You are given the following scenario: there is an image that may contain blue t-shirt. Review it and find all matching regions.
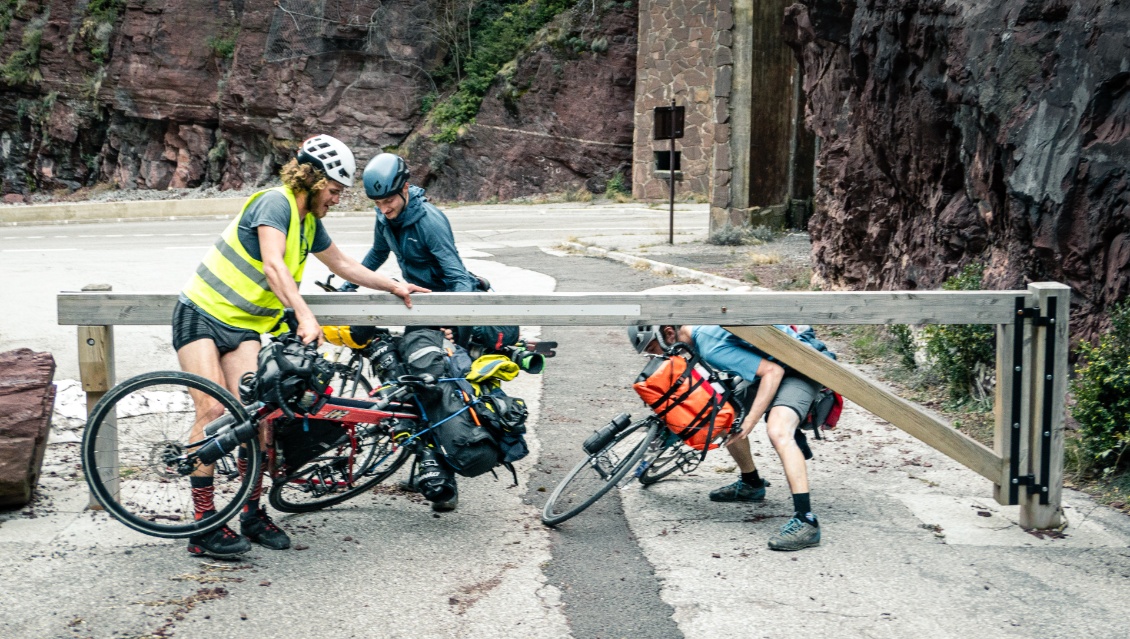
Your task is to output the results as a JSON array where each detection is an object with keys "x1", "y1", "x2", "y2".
[
  {"x1": 689, "y1": 325, "x2": 800, "y2": 382},
  {"x1": 237, "y1": 190, "x2": 331, "y2": 262}
]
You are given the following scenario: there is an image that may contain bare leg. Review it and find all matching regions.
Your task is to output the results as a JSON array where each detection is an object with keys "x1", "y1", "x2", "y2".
[
  {"x1": 764, "y1": 406, "x2": 808, "y2": 494},
  {"x1": 218, "y1": 340, "x2": 261, "y2": 398},
  {"x1": 725, "y1": 436, "x2": 759, "y2": 474},
  {"x1": 177, "y1": 339, "x2": 227, "y2": 477}
]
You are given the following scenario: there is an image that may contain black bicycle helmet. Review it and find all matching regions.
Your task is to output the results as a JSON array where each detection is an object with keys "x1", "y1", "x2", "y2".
[
  {"x1": 362, "y1": 153, "x2": 410, "y2": 200},
  {"x1": 627, "y1": 325, "x2": 668, "y2": 353},
  {"x1": 296, "y1": 134, "x2": 356, "y2": 187}
]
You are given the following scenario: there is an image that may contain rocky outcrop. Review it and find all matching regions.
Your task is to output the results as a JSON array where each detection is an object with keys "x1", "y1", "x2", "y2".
[
  {"x1": 0, "y1": 1, "x2": 636, "y2": 200},
  {"x1": 0, "y1": 349, "x2": 57, "y2": 509},
  {"x1": 405, "y1": 3, "x2": 638, "y2": 201},
  {"x1": 784, "y1": 0, "x2": 1130, "y2": 342}
]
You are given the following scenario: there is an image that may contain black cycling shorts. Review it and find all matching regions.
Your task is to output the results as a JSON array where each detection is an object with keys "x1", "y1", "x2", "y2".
[{"x1": 172, "y1": 300, "x2": 261, "y2": 355}]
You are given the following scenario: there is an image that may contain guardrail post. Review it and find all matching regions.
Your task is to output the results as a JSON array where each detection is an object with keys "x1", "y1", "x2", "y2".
[
  {"x1": 78, "y1": 284, "x2": 116, "y2": 509},
  {"x1": 993, "y1": 306, "x2": 1032, "y2": 505},
  {"x1": 1020, "y1": 282, "x2": 1070, "y2": 529}
]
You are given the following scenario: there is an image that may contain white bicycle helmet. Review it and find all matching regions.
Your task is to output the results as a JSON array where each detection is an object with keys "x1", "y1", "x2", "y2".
[
  {"x1": 627, "y1": 325, "x2": 668, "y2": 353},
  {"x1": 297, "y1": 134, "x2": 356, "y2": 187}
]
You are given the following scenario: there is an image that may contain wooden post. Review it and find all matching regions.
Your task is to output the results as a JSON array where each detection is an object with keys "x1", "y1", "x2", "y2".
[
  {"x1": 78, "y1": 284, "x2": 116, "y2": 509},
  {"x1": 993, "y1": 306, "x2": 1033, "y2": 505},
  {"x1": 1020, "y1": 283, "x2": 1070, "y2": 529}
]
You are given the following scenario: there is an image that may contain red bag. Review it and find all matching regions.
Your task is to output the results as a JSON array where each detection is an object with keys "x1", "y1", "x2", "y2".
[{"x1": 633, "y1": 355, "x2": 735, "y2": 451}]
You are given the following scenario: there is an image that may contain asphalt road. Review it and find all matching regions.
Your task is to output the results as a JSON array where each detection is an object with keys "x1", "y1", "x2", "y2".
[{"x1": 2, "y1": 202, "x2": 1129, "y2": 638}]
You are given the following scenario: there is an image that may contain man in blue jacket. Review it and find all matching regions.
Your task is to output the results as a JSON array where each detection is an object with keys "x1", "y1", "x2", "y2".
[{"x1": 345, "y1": 153, "x2": 479, "y2": 294}]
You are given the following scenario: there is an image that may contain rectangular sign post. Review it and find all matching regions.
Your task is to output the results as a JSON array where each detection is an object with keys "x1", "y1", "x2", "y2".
[{"x1": 654, "y1": 100, "x2": 684, "y2": 244}]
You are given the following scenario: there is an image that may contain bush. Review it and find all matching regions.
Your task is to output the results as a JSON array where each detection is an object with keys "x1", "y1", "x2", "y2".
[
  {"x1": 1071, "y1": 301, "x2": 1130, "y2": 474},
  {"x1": 1, "y1": 21, "x2": 42, "y2": 85},
  {"x1": 922, "y1": 264, "x2": 995, "y2": 405},
  {"x1": 890, "y1": 324, "x2": 917, "y2": 370},
  {"x1": 706, "y1": 224, "x2": 749, "y2": 246},
  {"x1": 605, "y1": 171, "x2": 627, "y2": 197}
]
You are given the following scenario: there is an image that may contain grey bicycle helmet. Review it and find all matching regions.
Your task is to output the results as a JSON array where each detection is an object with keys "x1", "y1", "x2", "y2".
[
  {"x1": 296, "y1": 134, "x2": 356, "y2": 187},
  {"x1": 627, "y1": 325, "x2": 668, "y2": 353},
  {"x1": 362, "y1": 153, "x2": 410, "y2": 200}
]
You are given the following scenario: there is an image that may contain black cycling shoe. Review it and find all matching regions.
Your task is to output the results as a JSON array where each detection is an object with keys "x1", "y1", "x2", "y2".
[
  {"x1": 240, "y1": 507, "x2": 291, "y2": 550},
  {"x1": 187, "y1": 512, "x2": 252, "y2": 558}
]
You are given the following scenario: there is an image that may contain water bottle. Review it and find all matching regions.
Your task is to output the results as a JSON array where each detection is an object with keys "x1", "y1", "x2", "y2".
[{"x1": 582, "y1": 413, "x2": 632, "y2": 455}]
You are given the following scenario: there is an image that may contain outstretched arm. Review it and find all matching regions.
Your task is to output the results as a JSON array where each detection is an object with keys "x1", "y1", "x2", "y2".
[
  {"x1": 314, "y1": 242, "x2": 429, "y2": 307},
  {"x1": 259, "y1": 226, "x2": 322, "y2": 344},
  {"x1": 731, "y1": 359, "x2": 785, "y2": 440}
]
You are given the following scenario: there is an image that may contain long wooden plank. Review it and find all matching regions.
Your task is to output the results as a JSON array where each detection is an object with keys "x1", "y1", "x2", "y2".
[
  {"x1": 58, "y1": 290, "x2": 1025, "y2": 326},
  {"x1": 724, "y1": 325, "x2": 1004, "y2": 483}
]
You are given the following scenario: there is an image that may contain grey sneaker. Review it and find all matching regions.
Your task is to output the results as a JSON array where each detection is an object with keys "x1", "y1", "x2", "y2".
[
  {"x1": 768, "y1": 516, "x2": 821, "y2": 551},
  {"x1": 709, "y1": 479, "x2": 767, "y2": 502}
]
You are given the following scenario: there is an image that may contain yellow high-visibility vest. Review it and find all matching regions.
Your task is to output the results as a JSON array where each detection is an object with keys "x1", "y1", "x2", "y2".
[{"x1": 182, "y1": 186, "x2": 316, "y2": 333}]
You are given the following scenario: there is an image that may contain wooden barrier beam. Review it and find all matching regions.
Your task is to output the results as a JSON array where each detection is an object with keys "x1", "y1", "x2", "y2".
[
  {"x1": 58, "y1": 290, "x2": 1026, "y2": 327},
  {"x1": 77, "y1": 284, "x2": 116, "y2": 509},
  {"x1": 724, "y1": 325, "x2": 1005, "y2": 484}
]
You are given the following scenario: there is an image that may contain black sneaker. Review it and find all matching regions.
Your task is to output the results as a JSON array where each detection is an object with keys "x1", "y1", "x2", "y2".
[
  {"x1": 187, "y1": 513, "x2": 251, "y2": 558},
  {"x1": 709, "y1": 479, "x2": 768, "y2": 502},
  {"x1": 431, "y1": 483, "x2": 458, "y2": 512},
  {"x1": 240, "y1": 507, "x2": 291, "y2": 550}
]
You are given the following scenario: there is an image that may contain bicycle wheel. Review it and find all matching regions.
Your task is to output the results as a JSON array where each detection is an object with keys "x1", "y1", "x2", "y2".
[
  {"x1": 330, "y1": 360, "x2": 373, "y2": 399},
  {"x1": 638, "y1": 430, "x2": 702, "y2": 485},
  {"x1": 82, "y1": 371, "x2": 258, "y2": 538},
  {"x1": 268, "y1": 420, "x2": 411, "y2": 513},
  {"x1": 542, "y1": 417, "x2": 660, "y2": 527}
]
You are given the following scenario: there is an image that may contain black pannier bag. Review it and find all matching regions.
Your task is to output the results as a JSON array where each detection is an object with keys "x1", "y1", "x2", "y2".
[{"x1": 425, "y1": 380, "x2": 502, "y2": 478}]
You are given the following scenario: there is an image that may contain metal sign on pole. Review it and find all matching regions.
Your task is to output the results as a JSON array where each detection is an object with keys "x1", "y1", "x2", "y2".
[{"x1": 653, "y1": 99, "x2": 684, "y2": 244}]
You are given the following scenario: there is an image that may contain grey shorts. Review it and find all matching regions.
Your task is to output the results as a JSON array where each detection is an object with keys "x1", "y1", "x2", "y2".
[
  {"x1": 769, "y1": 375, "x2": 820, "y2": 421},
  {"x1": 172, "y1": 300, "x2": 261, "y2": 355}
]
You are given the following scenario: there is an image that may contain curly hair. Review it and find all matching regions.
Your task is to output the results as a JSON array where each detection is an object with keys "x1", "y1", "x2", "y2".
[{"x1": 279, "y1": 158, "x2": 330, "y2": 195}]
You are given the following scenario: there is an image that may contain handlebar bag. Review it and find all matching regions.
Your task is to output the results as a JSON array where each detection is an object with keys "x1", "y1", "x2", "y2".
[{"x1": 633, "y1": 355, "x2": 735, "y2": 451}]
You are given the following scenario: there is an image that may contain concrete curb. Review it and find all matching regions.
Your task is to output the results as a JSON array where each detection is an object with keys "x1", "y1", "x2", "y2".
[
  {"x1": 0, "y1": 199, "x2": 377, "y2": 226},
  {"x1": 560, "y1": 241, "x2": 756, "y2": 291}
]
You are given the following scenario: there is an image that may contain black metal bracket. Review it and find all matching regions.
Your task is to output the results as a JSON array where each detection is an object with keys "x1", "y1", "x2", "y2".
[{"x1": 1007, "y1": 297, "x2": 1056, "y2": 505}]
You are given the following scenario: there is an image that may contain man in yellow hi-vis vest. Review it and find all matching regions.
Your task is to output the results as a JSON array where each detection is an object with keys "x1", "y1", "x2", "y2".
[{"x1": 173, "y1": 134, "x2": 428, "y2": 558}]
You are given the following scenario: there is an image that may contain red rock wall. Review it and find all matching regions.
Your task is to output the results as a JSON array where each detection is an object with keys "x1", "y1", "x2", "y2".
[
  {"x1": 405, "y1": 3, "x2": 639, "y2": 201},
  {"x1": 0, "y1": 1, "x2": 637, "y2": 200},
  {"x1": 784, "y1": 0, "x2": 1130, "y2": 342}
]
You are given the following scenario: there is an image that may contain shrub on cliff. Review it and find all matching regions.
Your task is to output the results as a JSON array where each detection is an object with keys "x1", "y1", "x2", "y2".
[
  {"x1": 429, "y1": 0, "x2": 574, "y2": 142},
  {"x1": 1071, "y1": 301, "x2": 1130, "y2": 474},
  {"x1": 922, "y1": 264, "x2": 995, "y2": 406}
]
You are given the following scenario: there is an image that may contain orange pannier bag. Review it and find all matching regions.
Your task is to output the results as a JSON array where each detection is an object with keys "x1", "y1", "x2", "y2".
[{"x1": 633, "y1": 354, "x2": 735, "y2": 451}]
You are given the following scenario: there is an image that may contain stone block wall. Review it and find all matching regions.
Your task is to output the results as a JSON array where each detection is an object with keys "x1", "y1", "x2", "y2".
[{"x1": 632, "y1": 0, "x2": 732, "y2": 201}]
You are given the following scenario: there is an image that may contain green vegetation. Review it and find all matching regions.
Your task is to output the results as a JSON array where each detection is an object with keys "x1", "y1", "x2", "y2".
[
  {"x1": 1070, "y1": 301, "x2": 1130, "y2": 475},
  {"x1": 605, "y1": 171, "x2": 627, "y2": 197},
  {"x1": 706, "y1": 224, "x2": 776, "y2": 246},
  {"x1": 921, "y1": 264, "x2": 995, "y2": 406},
  {"x1": 889, "y1": 323, "x2": 918, "y2": 370},
  {"x1": 429, "y1": 0, "x2": 574, "y2": 143},
  {"x1": 1, "y1": 17, "x2": 42, "y2": 85},
  {"x1": 207, "y1": 30, "x2": 239, "y2": 60},
  {"x1": 81, "y1": 0, "x2": 124, "y2": 65}
]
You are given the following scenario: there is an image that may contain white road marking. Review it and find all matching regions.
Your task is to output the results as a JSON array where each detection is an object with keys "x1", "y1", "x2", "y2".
[{"x1": 3, "y1": 248, "x2": 77, "y2": 253}]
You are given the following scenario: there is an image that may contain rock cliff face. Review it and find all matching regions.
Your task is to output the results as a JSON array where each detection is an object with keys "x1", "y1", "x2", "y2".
[
  {"x1": 784, "y1": 0, "x2": 1130, "y2": 341},
  {"x1": 404, "y1": 3, "x2": 638, "y2": 201},
  {"x1": 0, "y1": 1, "x2": 634, "y2": 200}
]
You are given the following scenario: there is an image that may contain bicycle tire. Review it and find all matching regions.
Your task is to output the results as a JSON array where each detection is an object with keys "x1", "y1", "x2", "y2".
[
  {"x1": 82, "y1": 371, "x2": 258, "y2": 539},
  {"x1": 268, "y1": 423, "x2": 410, "y2": 513},
  {"x1": 331, "y1": 362, "x2": 373, "y2": 399},
  {"x1": 541, "y1": 417, "x2": 659, "y2": 527},
  {"x1": 637, "y1": 431, "x2": 691, "y2": 485}
]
